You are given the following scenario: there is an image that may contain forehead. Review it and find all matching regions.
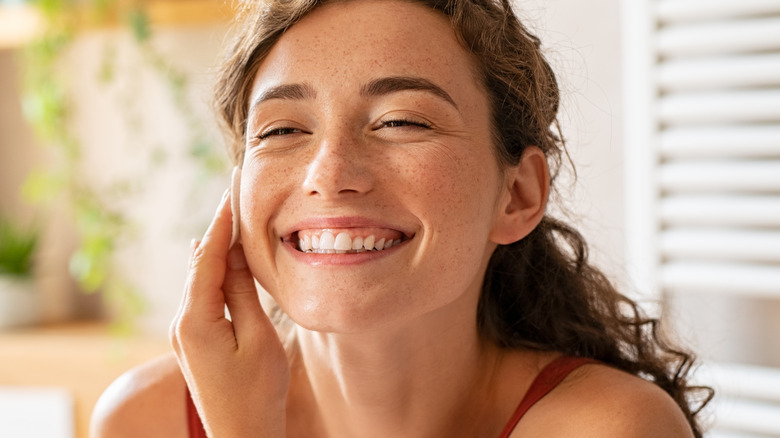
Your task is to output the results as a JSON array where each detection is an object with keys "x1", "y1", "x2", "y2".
[{"x1": 250, "y1": 0, "x2": 482, "y2": 101}]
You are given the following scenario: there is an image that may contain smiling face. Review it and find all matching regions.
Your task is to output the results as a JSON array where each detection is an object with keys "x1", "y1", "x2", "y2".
[{"x1": 240, "y1": 0, "x2": 511, "y2": 333}]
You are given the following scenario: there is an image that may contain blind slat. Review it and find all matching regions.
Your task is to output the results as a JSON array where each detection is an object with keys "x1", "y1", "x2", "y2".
[
  {"x1": 637, "y1": 0, "x2": 780, "y2": 434},
  {"x1": 694, "y1": 362, "x2": 780, "y2": 437},
  {"x1": 661, "y1": 262, "x2": 780, "y2": 298},
  {"x1": 657, "y1": 17, "x2": 780, "y2": 57},
  {"x1": 709, "y1": 399, "x2": 780, "y2": 435},
  {"x1": 659, "y1": 53, "x2": 780, "y2": 91},
  {"x1": 661, "y1": 228, "x2": 780, "y2": 262},
  {"x1": 659, "y1": 160, "x2": 780, "y2": 193},
  {"x1": 658, "y1": 90, "x2": 780, "y2": 125},
  {"x1": 704, "y1": 362, "x2": 780, "y2": 402},
  {"x1": 659, "y1": 125, "x2": 780, "y2": 159},
  {"x1": 657, "y1": 0, "x2": 780, "y2": 23},
  {"x1": 707, "y1": 431, "x2": 774, "y2": 438},
  {"x1": 660, "y1": 195, "x2": 780, "y2": 227}
]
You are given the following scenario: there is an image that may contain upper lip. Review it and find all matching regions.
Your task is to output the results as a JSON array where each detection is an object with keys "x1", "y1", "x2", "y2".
[{"x1": 279, "y1": 216, "x2": 416, "y2": 241}]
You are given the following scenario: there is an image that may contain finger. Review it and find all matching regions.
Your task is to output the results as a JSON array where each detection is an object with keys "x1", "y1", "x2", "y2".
[
  {"x1": 178, "y1": 239, "x2": 202, "y2": 309},
  {"x1": 170, "y1": 238, "x2": 203, "y2": 343},
  {"x1": 191, "y1": 238, "x2": 201, "y2": 255},
  {"x1": 186, "y1": 190, "x2": 234, "y2": 319},
  {"x1": 229, "y1": 166, "x2": 241, "y2": 248},
  {"x1": 222, "y1": 243, "x2": 276, "y2": 346}
]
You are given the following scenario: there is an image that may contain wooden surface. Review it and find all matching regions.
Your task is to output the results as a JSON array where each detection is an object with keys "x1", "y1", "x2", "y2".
[{"x1": 0, "y1": 322, "x2": 170, "y2": 438}]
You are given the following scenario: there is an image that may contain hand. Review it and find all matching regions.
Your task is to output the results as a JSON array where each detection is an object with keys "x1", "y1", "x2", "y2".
[{"x1": 170, "y1": 189, "x2": 289, "y2": 437}]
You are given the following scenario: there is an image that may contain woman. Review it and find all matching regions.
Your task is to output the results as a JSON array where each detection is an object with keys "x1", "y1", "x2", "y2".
[{"x1": 92, "y1": 0, "x2": 711, "y2": 436}]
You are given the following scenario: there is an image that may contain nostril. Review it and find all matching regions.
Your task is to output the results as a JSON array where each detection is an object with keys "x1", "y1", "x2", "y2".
[{"x1": 302, "y1": 151, "x2": 374, "y2": 197}]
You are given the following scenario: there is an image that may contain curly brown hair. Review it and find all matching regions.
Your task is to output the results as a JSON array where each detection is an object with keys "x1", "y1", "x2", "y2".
[{"x1": 213, "y1": 0, "x2": 713, "y2": 435}]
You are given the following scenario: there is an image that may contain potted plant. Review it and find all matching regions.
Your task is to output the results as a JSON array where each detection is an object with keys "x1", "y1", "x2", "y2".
[{"x1": 0, "y1": 215, "x2": 39, "y2": 329}]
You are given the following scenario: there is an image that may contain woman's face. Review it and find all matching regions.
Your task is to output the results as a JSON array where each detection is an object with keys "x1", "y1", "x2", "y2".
[{"x1": 241, "y1": 0, "x2": 509, "y2": 332}]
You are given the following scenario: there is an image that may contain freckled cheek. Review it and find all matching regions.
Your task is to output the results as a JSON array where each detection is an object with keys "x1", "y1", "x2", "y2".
[
  {"x1": 239, "y1": 157, "x2": 305, "y2": 287},
  {"x1": 392, "y1": 152, "x2": 492, "y2": 220},
  {"x1": 241, "y1": 157, "x2": 303, "y2": 229}
]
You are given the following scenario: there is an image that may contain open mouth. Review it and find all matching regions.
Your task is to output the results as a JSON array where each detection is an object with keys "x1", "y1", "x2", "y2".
[{"x1": 289, "y1": 229, "x2": 411, "y2": 254}]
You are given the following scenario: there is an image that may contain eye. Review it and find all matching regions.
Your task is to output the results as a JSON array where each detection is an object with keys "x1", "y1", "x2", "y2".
[
  {"x1": 377, "y1": 118, "x2": 431, "y2": 130},
  {"x1": 257, "y1": 127, "x2": 304, "y2": 140}
]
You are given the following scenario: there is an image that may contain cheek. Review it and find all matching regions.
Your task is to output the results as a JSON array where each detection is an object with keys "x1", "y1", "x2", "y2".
[
  {"x1": 393, "y1": 144, "x2": 499, "y2": 226},
  {"x1": 389, "y1": 144, "x2": 501, "y2": 289},
  {"x1": 240, "y1": 150, "x2": 303, "y2": 218},
  {"x1": 238, "y1": 155, "x2": 302, "y2": 282}
]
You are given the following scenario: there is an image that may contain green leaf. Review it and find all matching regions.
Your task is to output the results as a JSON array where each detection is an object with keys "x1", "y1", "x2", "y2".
[
  {"x1": 128, "y1": 7, "x2": 151, "y2": 43},
  {"x1": 20, "y1": 169, "x2": 64, "y2": 203},
  {"x1": 68, "y1": 248, "x2": 107, "y2": 293},
  {"x1": 0, "y1": 216, "x2": 38, "y2": 277}
]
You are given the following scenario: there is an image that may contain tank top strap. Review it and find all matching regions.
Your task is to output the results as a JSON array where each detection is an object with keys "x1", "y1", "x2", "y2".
[
  {"x1": 186, "y1": 387, "x2": 208, "y2": 438},
  {"x1": 497, "y1": 356, "x2": 599, "y2": 438}
]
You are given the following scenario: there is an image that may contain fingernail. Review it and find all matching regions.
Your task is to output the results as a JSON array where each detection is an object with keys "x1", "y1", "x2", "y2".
[
  {"x1": 215, "y1": 188, "x2": 229, "y2": 214},
  {"x1": 190, "y1": 238, "x2": 198, "y2": 251},
  {"x1": 231, "y1": 165, "x2": 240, "y2": 183}
]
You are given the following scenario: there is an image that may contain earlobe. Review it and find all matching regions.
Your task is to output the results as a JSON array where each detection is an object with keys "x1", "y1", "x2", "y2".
[{"x1": 489, "y1": 146, "x2": 550, "y2": 245}]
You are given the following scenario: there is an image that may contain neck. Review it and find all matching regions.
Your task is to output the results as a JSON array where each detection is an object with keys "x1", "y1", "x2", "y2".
[{"x1": 291, "y1": 296, "x2": 503, "y2": 438}]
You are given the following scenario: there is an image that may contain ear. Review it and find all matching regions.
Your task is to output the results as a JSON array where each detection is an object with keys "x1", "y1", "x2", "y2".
[{"x1": 489, "y1": 146, "x2": 550, "y2": 245}]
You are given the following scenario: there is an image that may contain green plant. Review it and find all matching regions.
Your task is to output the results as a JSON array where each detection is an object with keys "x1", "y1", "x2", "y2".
[
  {"x1": 19, "y1": 0, "x2": 225, "y2": 332},
  {"x1": 0, "y1": 216, "x2": 38, "y2": 278}
]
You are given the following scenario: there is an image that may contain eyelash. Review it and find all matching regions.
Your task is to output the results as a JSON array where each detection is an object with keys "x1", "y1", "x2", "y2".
[
  {"x1": 256, "y1": 118, "x2": 431, "y2": 141},
  {"x1": 378, "y1": 119, "x2": 431, "y2": 130},
  {"x1": 257, "y1": 127, "x2": 303, "y2": 140}
]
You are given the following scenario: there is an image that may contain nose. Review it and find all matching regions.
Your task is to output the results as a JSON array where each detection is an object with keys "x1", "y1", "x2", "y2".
[{"x1": 302, "y1": 129, "x2": 374, "y2": 198}]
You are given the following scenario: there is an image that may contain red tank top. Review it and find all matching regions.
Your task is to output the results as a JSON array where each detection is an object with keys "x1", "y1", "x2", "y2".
[{"x1": 186, "y1": 356, "x2": 597, "y2": 438}]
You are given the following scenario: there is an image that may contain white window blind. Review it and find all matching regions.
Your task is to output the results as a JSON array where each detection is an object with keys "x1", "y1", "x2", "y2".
[{"x1": 623, "y1": 0, "x2": 780, "y2": 436}]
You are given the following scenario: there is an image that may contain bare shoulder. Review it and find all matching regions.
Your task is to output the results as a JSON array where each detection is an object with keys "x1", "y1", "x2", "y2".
[
  {"x1": 90, "y1": 352, "x2": 189, "y2": 438},
  {"x1": 510, "y1": 361, "x2": 694, "y2": 438}
]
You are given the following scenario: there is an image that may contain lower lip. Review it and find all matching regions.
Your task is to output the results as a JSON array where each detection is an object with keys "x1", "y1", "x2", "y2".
[{"x1": 282, "y1": 239, "x2": 407, "y2": 266}]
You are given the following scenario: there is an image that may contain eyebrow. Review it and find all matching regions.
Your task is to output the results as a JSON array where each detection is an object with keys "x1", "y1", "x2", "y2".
[
  {"x1": 248, "y1": 76, "x2": 457, "y2": 113},
  {"x1": 249, "y1": 82, "x2": 317, "y2": 111},
  {"x1": 361, "y1": 76, "x2": 457, "y2": 108}
]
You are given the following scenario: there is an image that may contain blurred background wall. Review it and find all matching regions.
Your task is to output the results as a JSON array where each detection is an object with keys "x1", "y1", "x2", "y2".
[{"x1": 1, "y1": 14, "x2": 231, "y2": 334}]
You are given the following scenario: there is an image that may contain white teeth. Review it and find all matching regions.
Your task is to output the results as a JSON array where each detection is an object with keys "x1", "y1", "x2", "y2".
[
  {"x1": 334, "y1": 232, "x2": 352, "y2": 251},
  {"x1": 298, "y1": 232, "x2": 404, "y2": 253},
  {"x1": 319, "y1": 231, "x2": 335, "y2": 250}
]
